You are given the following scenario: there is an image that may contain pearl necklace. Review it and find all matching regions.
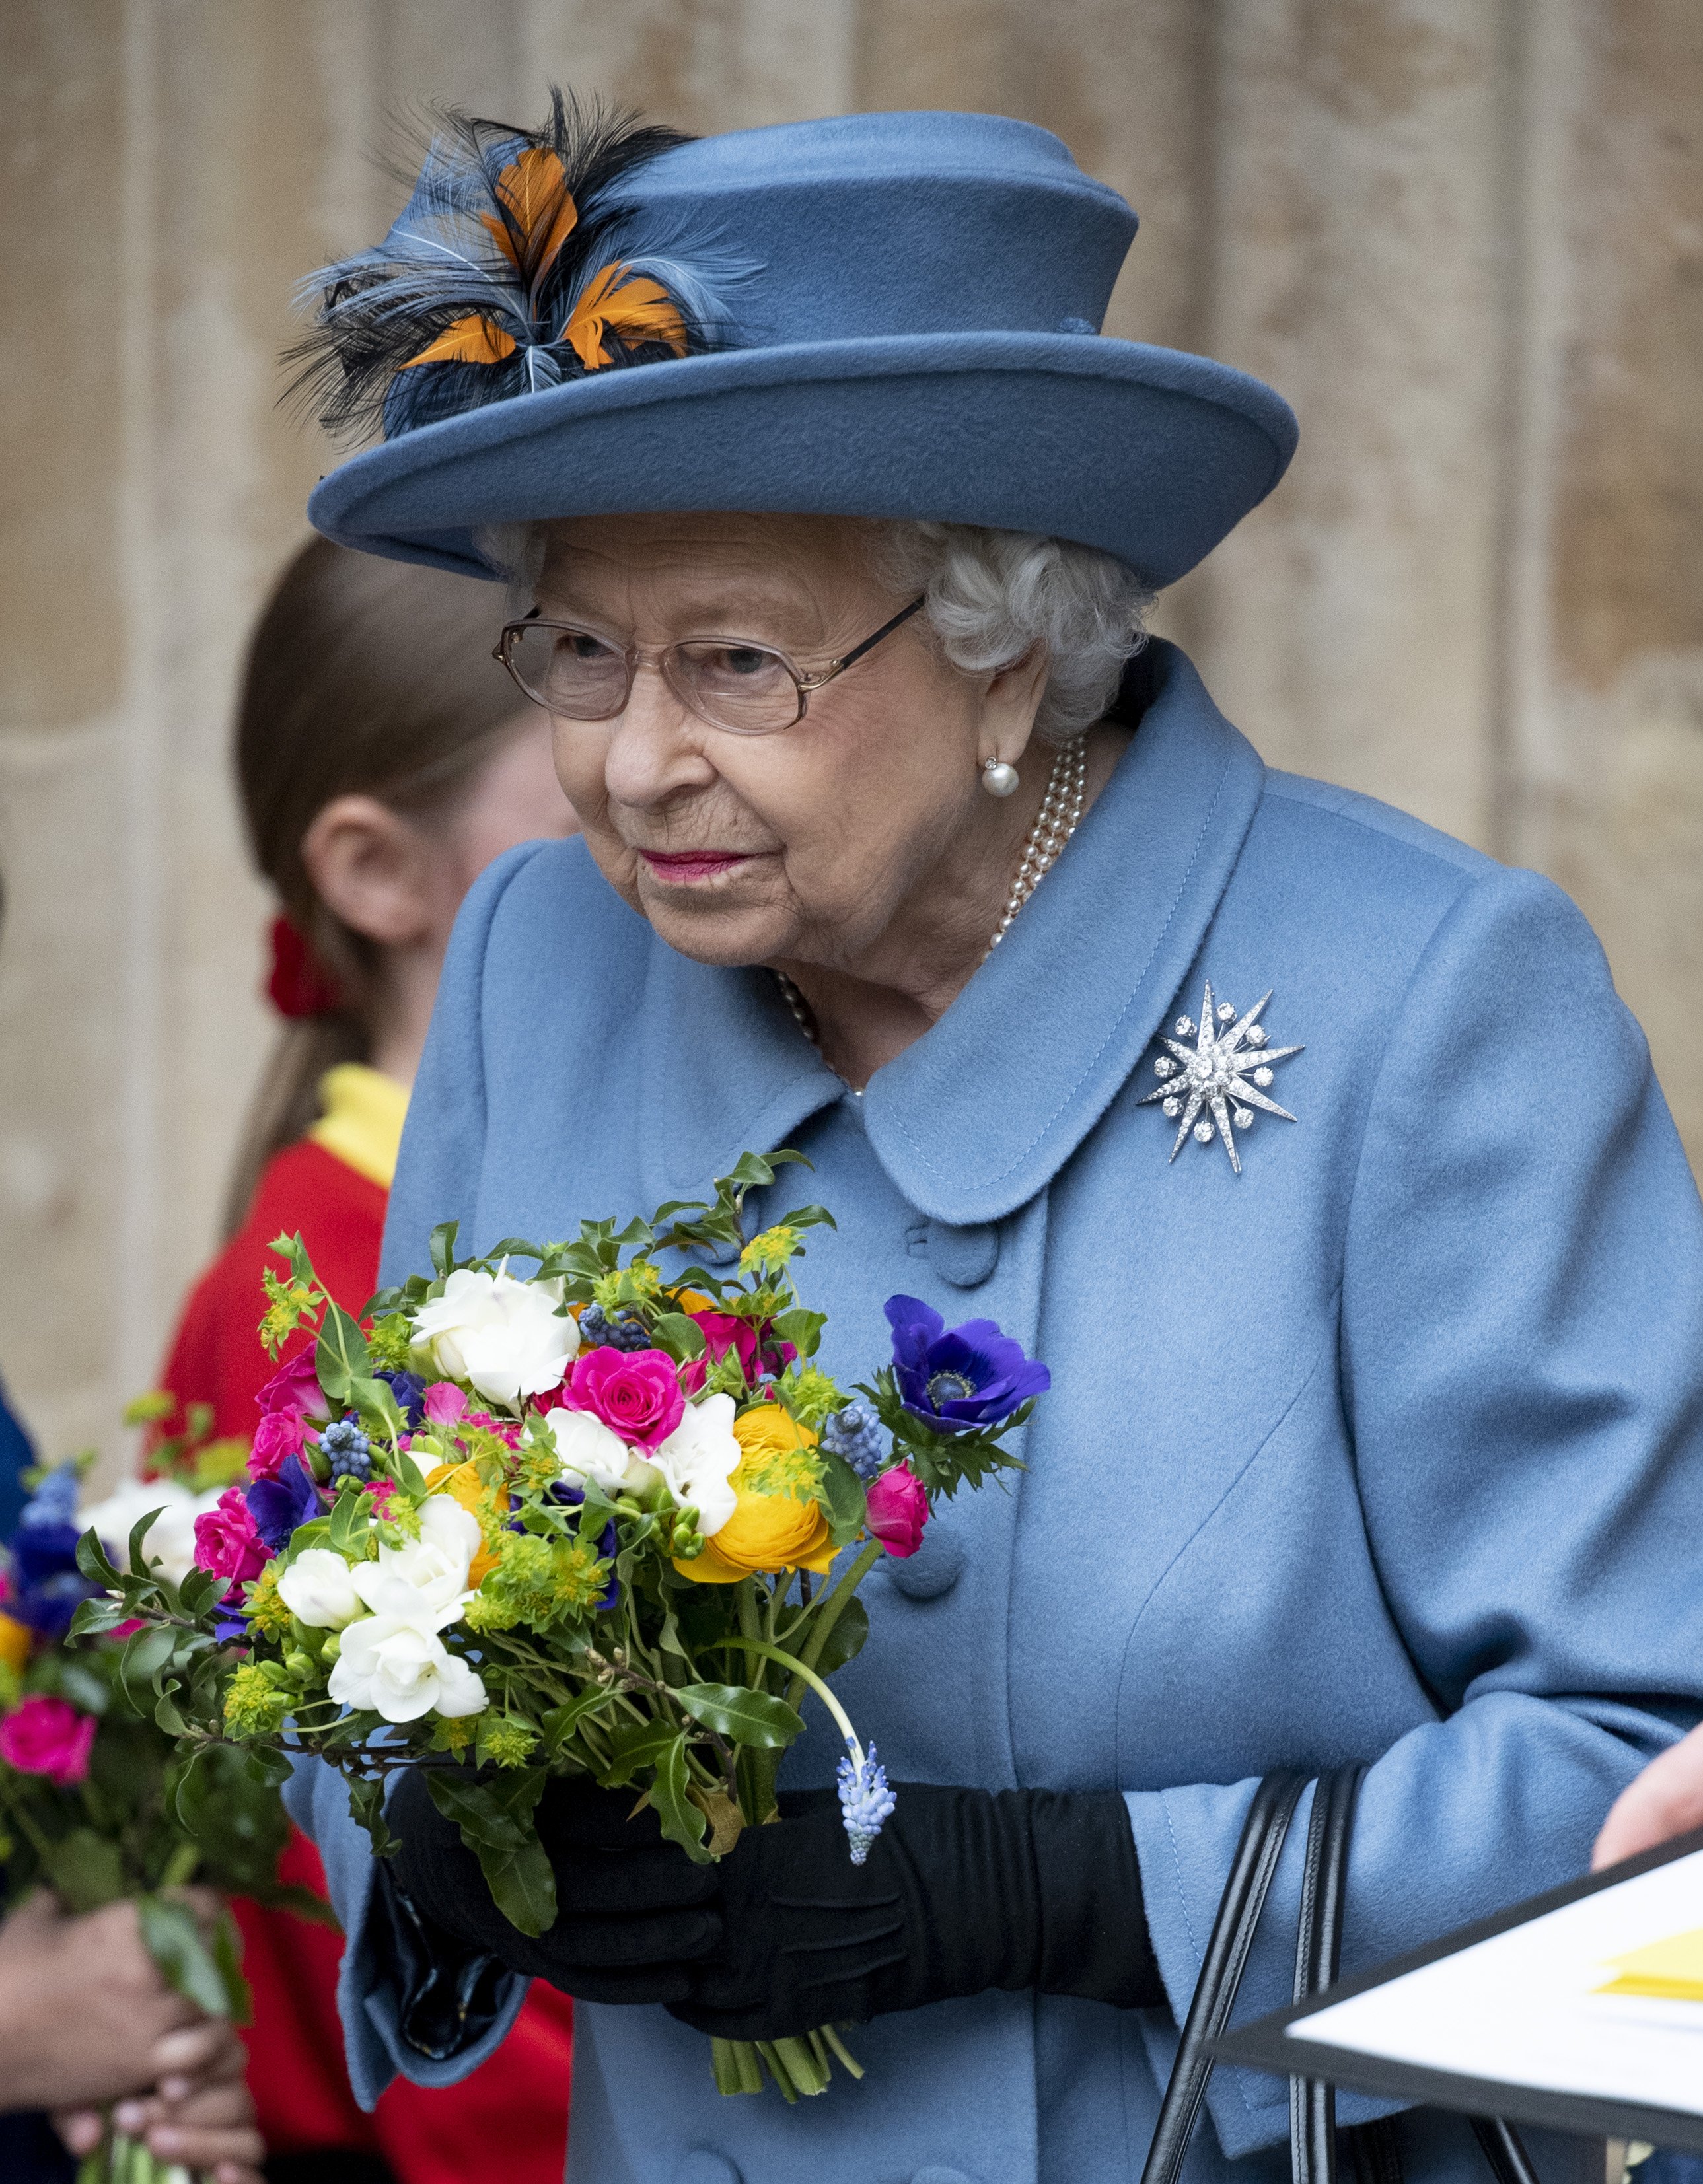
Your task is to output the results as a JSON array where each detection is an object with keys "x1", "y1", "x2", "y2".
[{"x1": 774, "y1": 736, "x2": 1090, "y2": 1048}]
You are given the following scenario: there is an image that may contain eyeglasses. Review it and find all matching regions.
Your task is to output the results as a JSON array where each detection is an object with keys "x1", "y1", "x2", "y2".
[{"x1": 493, "y1": 596, "x2": 926, "y2": 738}]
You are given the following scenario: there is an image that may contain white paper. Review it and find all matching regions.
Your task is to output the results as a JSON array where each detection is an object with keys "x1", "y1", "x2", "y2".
[{"x1": 1284, "y1": 1849, "x2": 1703, "y2": 2116}]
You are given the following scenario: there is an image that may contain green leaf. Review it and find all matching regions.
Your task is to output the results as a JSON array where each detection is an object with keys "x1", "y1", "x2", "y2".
[
  {"x1": 66, "y1": 1594, "x2": 129, "y2": 1643},
  {"x1": 328, "y1": 1489, "x2": 370, "y2": 1559},
  {"x1": 176, "y1": 1565, "x2": 221, "y2": 1619},
  {"x1": 813, "y1": 1446, "x2": 867, "y2": 1546},
  {"x1": 73, "y1": 1526, "x2": 121, "y2": 1589},
  {"x1": 598, "y1": 1718, "x2": 682, "y2": 1788},
  {"x1": 540, "y1": 1687, "x2": 613, "y2": 1756},
  {"x1": 316, "y1": 1304, "x2": 371, "y2": 1407},
  {"x1": 139, "y1": 1894, "x2": 233, "y2": 2018},
  {"x1": 422, "y1": 1767, "x2": 544, "y2": 1852},
  {"x1": 244, "y1": 1746, "x2": 295, "y2": 1790},
  {"x1": 153, "y1": 1689, "x2": 188, "y2": 1736},
  {"x1": 212, "y1": 1905, "x2": 254, "y2": 2024},
  {"x1": 649, "y1": 1312, "x2": 707, "y2": 1362},
  {"x1": 812, "y1": 1594, "x2": 870, "y2": 1677},
  {"x1": 772, "y1": 1306, "x2": 828, "y2": 1359},
  {"x1": 484, "y1": 1236, "x2": 546, "y2": 1264},
  {"x1": 429, "y1": 1220, "x2": 461, "y2": 1278},
  {"x1": 470, "y1": 1835, "x2": 557, "y2": 1938},
  {"x1": 43, "y1": 1828, "x2": 126, "y2": 1914},
  {"x1": 350, "y1": 1374, "x2": 407, "y2": 1444},
  {"x1": 124, "y1": 1506, "x2": 165, "y2": 1581},
  {"x1": 674, "y1": 1683, "x2": 804, "y2": 1749},
  {"x1": 119, "y1": 1623, "x2": 179, "y2": 1710},
  {"x1": 394, "y1": 1447, "x2": 428, "y2": 1500},
  {"x1": 648, "y1": 1731, "x2": 710, "y2": 1862}
]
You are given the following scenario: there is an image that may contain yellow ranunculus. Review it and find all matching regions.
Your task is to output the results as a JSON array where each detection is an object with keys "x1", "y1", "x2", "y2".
[
  {"x1": 425, "y1": 1461, "x2": 503, "y2": 1586},
  {"x1": 0, "y1": 1612, "x2": 31, "y2": 1674},
  {"x1": 676, "y1": 1405, "x2": 834, "y2": 1584}
]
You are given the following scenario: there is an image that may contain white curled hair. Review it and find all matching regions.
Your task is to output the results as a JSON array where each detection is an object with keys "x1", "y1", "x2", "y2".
[
  {"x1": 476, "y1": 516, "x2": 1151, "y2": 742},
  {"x1": 868, "y1": 521, "x2": 1151, "y2": 744}
]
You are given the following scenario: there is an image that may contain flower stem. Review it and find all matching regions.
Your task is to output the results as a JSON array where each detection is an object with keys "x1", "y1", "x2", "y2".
[
  {"x1": 715, "y1": 1638, "x2": 865, "y2": 1763},
  {"x1": 788, "y1": 1538, "x2": 883, "y2": 1707}
]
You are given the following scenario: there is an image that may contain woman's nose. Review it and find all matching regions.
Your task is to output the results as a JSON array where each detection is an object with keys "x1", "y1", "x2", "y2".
[{"x1": 601, "y1": 662, "x2": 715, "y2": 806}]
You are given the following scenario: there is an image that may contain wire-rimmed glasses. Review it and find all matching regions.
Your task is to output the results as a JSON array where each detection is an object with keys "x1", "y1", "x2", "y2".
[{"x1": 493, "y1": 596, "x2": 926, "y2": 737}]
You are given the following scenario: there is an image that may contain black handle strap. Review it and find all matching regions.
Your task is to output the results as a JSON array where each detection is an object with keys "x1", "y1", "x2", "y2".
[
  {"x1": 1140, "y1": 1771, "x2": 1309, "y2": 2184},
  {"x1": 1291, "y1": 1765, "x2": 1367, "y2": 2184}
]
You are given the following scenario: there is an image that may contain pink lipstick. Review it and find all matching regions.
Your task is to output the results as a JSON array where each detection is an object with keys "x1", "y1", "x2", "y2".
[{"x1": 639, "y1": 849, "x2": 753, "y2": 884}]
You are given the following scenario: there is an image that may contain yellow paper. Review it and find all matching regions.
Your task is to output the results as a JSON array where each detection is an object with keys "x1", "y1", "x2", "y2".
[{"x1": 1597, "y1": 1925, "x2": 1703, "y2": 2002}]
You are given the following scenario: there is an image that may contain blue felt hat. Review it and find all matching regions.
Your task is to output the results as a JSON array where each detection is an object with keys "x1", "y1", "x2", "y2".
[{"x1": 303, "y1": 103, "x2": 1297, "y2": 590}]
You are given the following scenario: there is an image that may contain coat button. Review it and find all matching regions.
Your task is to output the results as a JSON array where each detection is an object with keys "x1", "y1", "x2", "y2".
[
  {"x1": 674, "y1": 2154, "x2": 743, "y2": 2184},
  {"x1": 925, "y1": 1218, "x2": 999, "y2": 1288},
  {"x1": 884, "y1": 1530, "x2": 966, "y2": 1601}
]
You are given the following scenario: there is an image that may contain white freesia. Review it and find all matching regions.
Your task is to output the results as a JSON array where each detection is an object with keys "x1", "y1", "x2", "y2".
[
  {"x1": 539, "y1": 1407, "x2": 659, "y2": 1497},
  {"x1": 351, "y1": 1495, "x2": 482, "y2": 1620},
  {"x1": 328, "y1": 1611, "x2": 488, "y2": 1724},
  {"x1": 410, "y1": 1266, "x2": 578, "y2": 1407},
  {"x1": 277, "y1": 1547, "x2": 363, "y2": 1630},
  {"x1": 79, "y1": 1479, "x2": 224, "y2": 1587},
  {"x1": 649, "y1": 1393, "x2": 742, "y2": 1538}
]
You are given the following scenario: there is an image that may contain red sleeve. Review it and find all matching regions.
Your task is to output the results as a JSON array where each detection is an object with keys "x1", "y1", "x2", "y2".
[{"x1": 156, "y1": 1141, "x2": 388, "y2": 1442}]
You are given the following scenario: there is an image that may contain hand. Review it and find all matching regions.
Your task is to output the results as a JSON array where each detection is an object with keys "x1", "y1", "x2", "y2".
[
  {"x1": 0, "y1": 1892, "x2": 200, "y2": 2111},
  {"x1": 1594, "y1": 1722, "x2": 1703, "y2": 1870},
  {"x1": 55, "y1": 2019, "x2": 264, "y2": 2184}
]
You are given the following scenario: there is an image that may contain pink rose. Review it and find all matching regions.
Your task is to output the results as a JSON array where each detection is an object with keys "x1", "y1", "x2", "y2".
[
  {"x1": 865, "y1": 1463, "x2": 930, "y2": 1559},
  {"x1": 193, "y1": 1489, "x2": 271, "y2": 1596},
  {"x1": 0, "y1": 1695, "x2": 98, "y2": 1786},
  {"x1": 248, "y1": 1407, "x2": 308, "y2": 1481},
  {"x1": 566, "y1": 1347, "x2": 685, "y2": 1449},
  {"x1": 681, "y1": 1312, "x2": 798, "y2": 1395},
  {"x1": 421, "y1": 1382, "x2": 468, "y2": 1427},
  {"x1": 256, "y1": 1349, "x2": 324, "y2": 1419}
]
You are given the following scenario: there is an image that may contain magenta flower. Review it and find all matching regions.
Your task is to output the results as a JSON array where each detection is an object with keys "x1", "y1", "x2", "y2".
[
  {"x1": 193, "y1": 1488, "x2": 272, "y2": 1596},
  {"x1": 865, "y1": 1463, "x2": 930, "y2": 1558},
  {"x1": 421, "y1": 1382, "x2": 468, "y2": 1427},
  {"x1": 565, "y1": 1347, "x2": 685, "y2": 1449},
  {"x1": 256, "y1": 1350, "x2": 324, "y2": 1418},
  {"x1": 248, "y1": 1407, "x2": 308, "y2": 1481},
  {"x1": 0, "y1": 1695, "x2": 97, "y2": 1786},
  {"x1": 681, "y1": 1311, "x2": 797, "y2": 1395}
]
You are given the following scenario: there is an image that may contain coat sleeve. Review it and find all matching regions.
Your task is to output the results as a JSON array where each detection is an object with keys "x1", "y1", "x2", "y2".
[{"x1": 1124, "y1": 863, "x2": 1703, "y2": 2159}]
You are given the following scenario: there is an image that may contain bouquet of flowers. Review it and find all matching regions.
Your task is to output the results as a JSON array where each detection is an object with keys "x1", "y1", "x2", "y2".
[
  {"x1": 0, "y1": 1458, "x2": 320, "y2": 2183},
  {"x1": 87, "y1": 1150, "x2": 1048, "y2": 2101}
]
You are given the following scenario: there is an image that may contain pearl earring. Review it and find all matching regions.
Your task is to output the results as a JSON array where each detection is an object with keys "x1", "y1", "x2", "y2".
[{"x1": 982, "y1": 757, "x2": 1019, "y2": 798}]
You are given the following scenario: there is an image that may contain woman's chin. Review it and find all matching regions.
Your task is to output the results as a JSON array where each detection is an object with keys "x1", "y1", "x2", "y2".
[{"x1": 635, "y1": 885, "x2": 801, "y2": 970}]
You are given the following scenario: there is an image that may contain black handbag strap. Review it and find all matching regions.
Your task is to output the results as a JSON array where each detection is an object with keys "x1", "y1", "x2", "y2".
[
  {"x1": 1292, "y1": 1764, "x2": 1366, "y2": 2184},
  {"x1": 1140, "y1": 1771, "x2": 1309, "y2": 2184},
  {"x1": 1143, "y1": 1767, "x2": 1545, "y2": 2184}
]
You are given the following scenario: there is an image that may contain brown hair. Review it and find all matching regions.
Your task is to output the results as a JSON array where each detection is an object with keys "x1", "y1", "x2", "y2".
[{"x1": 224, "y1": 535, "x2": 526, "y2": 1234}]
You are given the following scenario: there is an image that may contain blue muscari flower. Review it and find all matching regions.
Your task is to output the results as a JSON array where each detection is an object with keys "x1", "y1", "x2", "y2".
[
  {"x1": 820, "y1": 1402, "x2": 887, "y2": 1481},
  {"x1": 320, "y1": 1417, "x2": 372, "y2": 1482},
  {"x1": 578, "y1": 1302, "x2": 650, "y2": 1353},
  {"x1": 885, "y1": 1295, "x2": 1050, "y2": 1434},
  {"x1": 837, "y1": 1742, "x2": 896, "y2": 1866},
  {"x1": 377, "y1": 1370, "x2": 427, "y2": 1427}
]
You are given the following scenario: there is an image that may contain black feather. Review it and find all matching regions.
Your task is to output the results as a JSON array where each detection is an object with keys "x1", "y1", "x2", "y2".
[{"x1": 283, "y1": 88, "x2": 739, "y2": 445}]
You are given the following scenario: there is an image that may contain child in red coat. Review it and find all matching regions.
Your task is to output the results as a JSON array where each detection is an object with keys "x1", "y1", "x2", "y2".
[{"x1": 155, "y1": 538, "x2": 578, "y2": 2184}]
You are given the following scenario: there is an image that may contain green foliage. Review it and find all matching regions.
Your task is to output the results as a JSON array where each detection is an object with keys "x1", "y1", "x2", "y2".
[{"x1": 674, "y1": 1684, "x2": 803, "y2": 1748}]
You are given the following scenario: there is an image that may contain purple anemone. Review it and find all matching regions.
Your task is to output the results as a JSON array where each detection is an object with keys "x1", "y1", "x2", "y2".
[
  {"x1": 244, "y1": 1455, "x2": 323, "y2": 1554},
  {"x1": 884, "y1": 1294, "x2": 1050, "y2": 1434}
]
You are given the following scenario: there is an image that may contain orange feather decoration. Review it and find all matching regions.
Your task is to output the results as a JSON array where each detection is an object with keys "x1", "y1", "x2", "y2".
[
  {"x1": 481, "y1": 146, "x2": 579, "y2": 283},
  {"x1": 398, "y1": 316, "x2": 519, "y2": 370},
  {"x1": 560, "y1": 262, "x2": 689, "y2": 372}
]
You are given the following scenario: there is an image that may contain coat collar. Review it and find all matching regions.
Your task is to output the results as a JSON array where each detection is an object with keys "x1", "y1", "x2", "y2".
[{"x1": 633, "y1": 641, "x2": 1266, "y2": 1222}]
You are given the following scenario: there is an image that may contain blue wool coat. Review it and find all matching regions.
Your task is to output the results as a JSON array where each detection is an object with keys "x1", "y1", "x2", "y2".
[{"x1": 289, "y1": 641, "x2": 1703, "y2": 2184}]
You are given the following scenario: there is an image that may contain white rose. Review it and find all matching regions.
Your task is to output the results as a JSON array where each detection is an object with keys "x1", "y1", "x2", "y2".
[
  {"x1": 650, "y1": 1393, "x2": 742, "y2": 1538},
  {"x1": 538, "y1": 1407, "x2": 657, "y2": 1497},
  {"x1": 79, "y1": 1480, "x2": 223, "y2": 1587},
  {"x1": 327, "y1": 1613, "x2": 488, "y2": 1724},
  {"x1": 351, "y1": 1495, "x2": 482, "y2": 1619},
  {"x1": 277, "y1": 1547, "x2": 363, "y2": 1630},
  {"x1": 410, "y1": 1267, "x2": 579, "y2": 1408}
]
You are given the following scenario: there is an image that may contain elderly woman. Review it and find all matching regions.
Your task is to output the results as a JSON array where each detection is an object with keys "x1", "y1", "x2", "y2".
[{"x1": 285, "y1": 97, "x2": 1703, "y2": 2184}]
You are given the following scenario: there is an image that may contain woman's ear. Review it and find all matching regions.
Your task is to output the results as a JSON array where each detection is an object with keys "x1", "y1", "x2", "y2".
[
  {"x1": 299, "y1": 794, "x2": 437, "y2": 948},
  {"x1": 978, "y1": 645, "x2": 1052, "y2": 771}
]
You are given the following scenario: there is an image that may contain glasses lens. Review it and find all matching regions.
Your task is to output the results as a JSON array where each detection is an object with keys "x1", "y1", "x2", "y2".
[
  {"x1": 672, "y1": 641, "x2": 802, "y2": 735},
  {"x1": 505, "y1": 623, "x2": 631, "y2": 719}
]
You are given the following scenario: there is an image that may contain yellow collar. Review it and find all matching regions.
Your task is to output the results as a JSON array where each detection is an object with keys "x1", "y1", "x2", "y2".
[{"x1": 307, "y1": 1063, "x2": 410, "y2": 1190}]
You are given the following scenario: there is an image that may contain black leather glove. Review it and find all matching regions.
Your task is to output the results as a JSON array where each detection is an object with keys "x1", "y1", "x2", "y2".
[
  {"x1": 668, "y1": 1780, "x2": 1163, "y2": 2041},
  {"x1": 390, "y1": 1766, "x2": 719, "y2": 2006},
  {"x1": 391, "y1": 1765, "x2": 1161, "y2": 2037}
]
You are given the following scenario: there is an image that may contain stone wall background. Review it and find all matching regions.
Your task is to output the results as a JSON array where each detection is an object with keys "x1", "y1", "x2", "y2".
[{"x1": 1, "y1": 0, "x2": 1698, "y2": 1466}]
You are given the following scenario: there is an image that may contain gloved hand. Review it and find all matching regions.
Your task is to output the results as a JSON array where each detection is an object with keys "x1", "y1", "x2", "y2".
[
  {"x1": 389, "y1": 1767, "x2": 1161, "y2": 2037},
  {"x1": 667, "y1": 1780, "x2": 1163, "y2": 2041}
]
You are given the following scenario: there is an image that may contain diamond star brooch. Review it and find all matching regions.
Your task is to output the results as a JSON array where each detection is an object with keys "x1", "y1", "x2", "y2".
[{"x1": 1139, "y1": 981, "x2": 1303, "y2": 1174}]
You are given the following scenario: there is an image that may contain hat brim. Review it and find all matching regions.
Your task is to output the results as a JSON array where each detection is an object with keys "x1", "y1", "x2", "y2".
[{"x1": 307, "y1": 331, "x2": 1297, "y2": 590}]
